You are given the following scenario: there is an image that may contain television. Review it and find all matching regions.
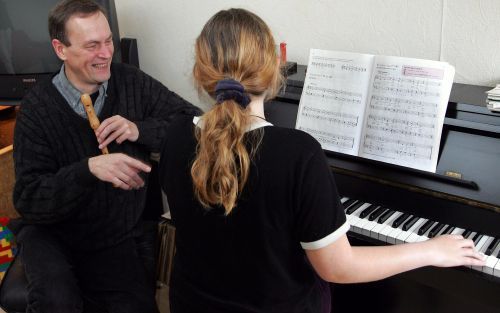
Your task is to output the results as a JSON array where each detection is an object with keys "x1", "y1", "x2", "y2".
[{"x1": 0, "y1": 0, "x2": 122, "y2": 104}]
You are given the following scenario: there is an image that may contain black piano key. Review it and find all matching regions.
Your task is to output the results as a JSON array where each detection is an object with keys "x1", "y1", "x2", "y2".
[
  {"x1": 392, "y1": 213, "x2": 410, "y2": 228},
  {"x1": 428, "y1": 223, "x2": 445, "y2": 238},
  {"x1": 402, "y1": 216, "x2": 419, "y2": 231},
  {"x1": 417, "y1": 220, "x2": 435, "y2": 235},
  {"x1": 377, "y1": 210, "x2": 395, "y2": 224},
  {"x1": 345, "y1": 201, "x2": 365, "y2": 215},
  {"x1": 342, "y1": 199, "x2": 358, "y2": 212},
  {"x1": 485, "y1": 238, "x2": 499, "y2": 256},
  {"x1": 462, "y1": 229, "x2": 473, "y2": 239},
  {"x1": 359, "y1": 204, "x2": 377, "y2": 219},
  {"x1": 439, "y1": 225, "x2": 451, "y2": 235},
  {"x1": 472, "y1": 233, "x2": 483, "y2": 246},
  {"x1": 443, "y1": 226, "x2": 455, "y2": 235},
  {"x1": 368, "y1": 207, "x2": 387, "y2": 221}
]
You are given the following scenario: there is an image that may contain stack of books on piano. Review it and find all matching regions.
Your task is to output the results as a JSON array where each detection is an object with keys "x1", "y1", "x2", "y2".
[{"x1": 486, "y1": 85, "x2": 500, "y2": 112}]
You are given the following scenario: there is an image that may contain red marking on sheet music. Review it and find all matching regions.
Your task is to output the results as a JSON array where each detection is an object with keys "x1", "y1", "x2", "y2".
[{"x1": 402, "y1": 66, "x2": 444, "y2": 80}]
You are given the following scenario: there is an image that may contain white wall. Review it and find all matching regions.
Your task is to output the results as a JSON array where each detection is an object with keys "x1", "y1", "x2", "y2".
[{"x1": 115, "y1": 0, "x2": 500, "y2": 110}]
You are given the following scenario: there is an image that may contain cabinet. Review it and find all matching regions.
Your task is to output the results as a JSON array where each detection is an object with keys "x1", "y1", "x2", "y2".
[{"x1": 0, "y1": 106, "x2": 18, "y2": 218}]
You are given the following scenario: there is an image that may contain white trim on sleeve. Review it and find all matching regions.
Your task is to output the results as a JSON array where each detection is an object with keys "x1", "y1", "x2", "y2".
[{"x1": 300, "y1": 221, "x2": 350, "y2": 250}]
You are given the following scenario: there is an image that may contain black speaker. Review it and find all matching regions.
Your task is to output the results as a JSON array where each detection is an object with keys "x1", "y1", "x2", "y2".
[
  {"x1": 121, "y1": 38, "x2": 140, "y2": 69},
  {"x1": 94, "y1": 0, "x2": 122, "y2": 63}
]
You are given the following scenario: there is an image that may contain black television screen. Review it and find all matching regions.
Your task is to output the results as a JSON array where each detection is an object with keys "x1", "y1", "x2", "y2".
[{"x1": 0, "y1": 0, "x2": 121, "y2": 102}]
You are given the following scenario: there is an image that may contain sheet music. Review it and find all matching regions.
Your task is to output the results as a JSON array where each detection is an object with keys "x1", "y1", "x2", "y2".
[
  {"x1": 296, "y1": 49, "x2": 374, "y2": 155},
  {"x1": 359, "y1": 55, "x2": 454, "y2": 172}
]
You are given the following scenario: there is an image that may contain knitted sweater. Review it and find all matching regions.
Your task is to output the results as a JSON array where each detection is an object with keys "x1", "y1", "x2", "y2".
[{"x1": 13, "y1": 63, "x2": 200, "y2": 250}]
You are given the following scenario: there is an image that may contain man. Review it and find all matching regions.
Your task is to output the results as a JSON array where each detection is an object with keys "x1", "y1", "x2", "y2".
[{"x1": 12, "y1": 0, "x2": 200, "y2": 312}]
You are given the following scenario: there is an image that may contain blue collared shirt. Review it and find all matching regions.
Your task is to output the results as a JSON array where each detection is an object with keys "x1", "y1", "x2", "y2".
[{"x1": 52, "y1": 64, "x2": 108, "y2": 118}]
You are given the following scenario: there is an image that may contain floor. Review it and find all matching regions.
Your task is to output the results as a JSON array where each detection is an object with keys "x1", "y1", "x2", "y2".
[{"x1": 0, "y1": 287, "x2": 169, "y2": 313}]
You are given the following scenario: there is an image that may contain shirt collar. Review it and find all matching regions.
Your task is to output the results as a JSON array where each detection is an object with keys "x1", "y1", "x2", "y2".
[
  {"x1": 193, "y1": 116, "x2": 273, "y2": 131},
  {"x1": 52, "y1": 64, "x2": 108, "y2": 118}
]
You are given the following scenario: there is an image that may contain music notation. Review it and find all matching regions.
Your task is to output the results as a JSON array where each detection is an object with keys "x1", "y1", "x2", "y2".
[
  {"x1": 297, "y1": 49, "x2": 454, "y2": 171},
  {"x1": 373, "y1": 75, "x2": 442, "y2": 87},
  {"x1": 298, "y1": 126, "x2": 354, "y2": 149},
  {"x1": 341, "y1": 64, "x2": 367, "y2": 72},
  {"x1": 371, "y1": 95, "x2": 438, "y2": 109},
  {"x1": 301, "y1": 106, "x2": 359, "y2": 127},
  {"x1": 363, "y1": 134, "x2": 433, "y2": 160},
  {"x1": 371, "y1": 85, "x2": 440, "y2": 98},
  {"x1": 310, "y1": 61, "x2": 336, "y2": 69},
  {"x1": 304, "y1": 91, "x2": 362, "y2": 104},
  {"x1": 364, "y1": 134, "x2": 433, "y2": 149},
  {"x1": 306, "y1": 86, "x2": 363, "y2": 98},
  {"x1": 365, "y1": 124, "x2": 434, "y2": 140},
  {"x1": 363, "y1": 143, "x2": 432, "y2": 159},
  {"x1": 369, "y1": 104, "x2": 437, "y2": 119},
  {"x1": 367, "y1": 114, "x2": 436, "y2": 129}
]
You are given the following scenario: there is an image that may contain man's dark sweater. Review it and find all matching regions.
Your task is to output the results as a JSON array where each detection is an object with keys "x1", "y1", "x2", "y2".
[{"x1": 13, "y1": 63, "x2": 200, "y2": 250}]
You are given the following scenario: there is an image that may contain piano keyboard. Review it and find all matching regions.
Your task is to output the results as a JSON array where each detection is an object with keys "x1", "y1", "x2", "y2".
[{"x1": 341, "y1": 197, "x2": 500, "y2": 278}]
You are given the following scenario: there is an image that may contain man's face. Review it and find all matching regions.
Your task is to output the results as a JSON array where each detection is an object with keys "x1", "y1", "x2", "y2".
[{"x1": 56, "y1": 11, "x2": 114, "y2": 93}]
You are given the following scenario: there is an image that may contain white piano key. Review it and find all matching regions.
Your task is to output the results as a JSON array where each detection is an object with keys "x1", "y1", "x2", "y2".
[
  {"x1": 450, "y1": 227, "x2": 465, "y2": 236},
  {"x1": 396, "y1": 218, "x2": 426, "y2": 244},
  {"x1": 471, "y1": 235, "x2": 491, "y2": 270},
  {"x1": 494, "y1": 259, "x2": 500, "y2": 277},
  {"x1": 378, "y1": 212, "x2": 403, "y2": 242},
  {"x1": 405, "y1": 218, "x2": 429, "y2": 243},
  {"x1": 483, "y1": 241, "x2": 500, "y2": 275},
  {"x1": 477, "y1": 235, "x2": 492, "y2": 252},
  {"x1": 350, "y1": 204, "x2": 373, "y2": 234},
  {"x1": 369, "y1": 211, "x2": 396, "y2": 239},
  {"x1": 352, "y1": 208, "x2": 376, "y2": 235},
  {"x1": 414, "y1": 222, "x2": 437, "y2": 242},
  {"x1": 345, "y1": 201, "x2": 368, "y2": 219},
  {"x1": 361, "y1": 220, "x2": 379, "y2": 238},
  {"x1": 341, "y1": 197, "x2": 349, "y2": 203},
  {"x1": 435, "y1": 224, "x2": 450, "y2": 237},
  {"x1": 387, "y1": 222, "x2": 405, "y2": 245},
  {"x1": 360, "y1": 206, "x2": 383, "y2": 237},
  {"x1": 465, "y1": 231, "x2": 477, "y2": 240},
  {"x1": 484, "y1": 256, "x2": 499, "y2": 275},
  {"x1": 347, "y1": 203, "x2": 371, "y2": 232}
]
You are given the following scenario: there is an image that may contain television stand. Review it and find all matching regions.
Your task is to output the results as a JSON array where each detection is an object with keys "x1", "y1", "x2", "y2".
[
  {"x1": 0, "y1": 106, "x2": 17, "y2": 149},
  {"x1": 0, "y1": 100, "x2": 21, "y2": 107}
]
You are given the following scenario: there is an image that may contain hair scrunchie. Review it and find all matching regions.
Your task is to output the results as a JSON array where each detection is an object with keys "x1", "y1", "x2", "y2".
[{"x1": 215, "y1": 79, "x2": 251, "y2": 108}]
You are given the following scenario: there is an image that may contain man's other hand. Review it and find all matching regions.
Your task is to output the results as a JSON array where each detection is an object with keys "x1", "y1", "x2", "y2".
[
  {"x1": 88, "y1": 153, "x2": 151, "y2": 190},
  {"x1": 95, "y1": 115, "x2": 139, "y2": 149}
]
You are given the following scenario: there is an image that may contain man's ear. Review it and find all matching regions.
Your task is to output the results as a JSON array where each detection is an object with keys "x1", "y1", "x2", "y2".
[{"x1": 52, "y1": 39, "x2": 67, "y2": 61}]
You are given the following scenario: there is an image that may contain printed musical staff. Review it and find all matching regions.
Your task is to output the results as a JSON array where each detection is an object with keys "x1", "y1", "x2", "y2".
[
  {"x1": 369, "y1": 104, "x2": 437, "y2": 119},
  {"x1": 301, "y1": 106, "x2": 359, "y2": 127},
  {"x1": 371, "y1": 95, "x2": 438, "y2": 109},
  {"x1": 363, "y1": 134, "x2": 433, "y2": 160},
  {"x1": 306, "y1": 85, "x2": 362, "y2": 98},
  {"x1": 298, "y1": 127, "x2": 354, "y2": 149},
  {"x1": 341, "y1": 64, "x2": 367, "y2": 72},
  {"x1": 371, "y1": 85, "x2": 440, "y2": 98},
  {"x1": 367, "y1": 114, "x2": 435, "y2": 130},
  {"x1": 310, "y1": 61, "x2": 336, "y2": 69},
  {"x1": 365, "y1": 124, "x2": 434, "y2": 140},
  {"x1": 373, "y1": 75, "x2": 442, "y2": 87}
]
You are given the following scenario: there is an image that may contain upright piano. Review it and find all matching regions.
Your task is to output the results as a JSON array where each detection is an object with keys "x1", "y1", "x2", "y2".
[{"x1": 265, "y1": 65, "x2": 500, "y2": 313}]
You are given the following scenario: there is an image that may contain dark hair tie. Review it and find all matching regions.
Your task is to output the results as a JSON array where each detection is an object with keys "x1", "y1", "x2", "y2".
[{"x1": 215, "y1": 79, "x2": 251, "y2": 108}]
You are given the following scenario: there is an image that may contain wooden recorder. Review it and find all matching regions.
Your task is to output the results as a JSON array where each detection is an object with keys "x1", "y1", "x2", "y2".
[{"x1": 80, "y1": 94, "x2": 109, "y2": 155}]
